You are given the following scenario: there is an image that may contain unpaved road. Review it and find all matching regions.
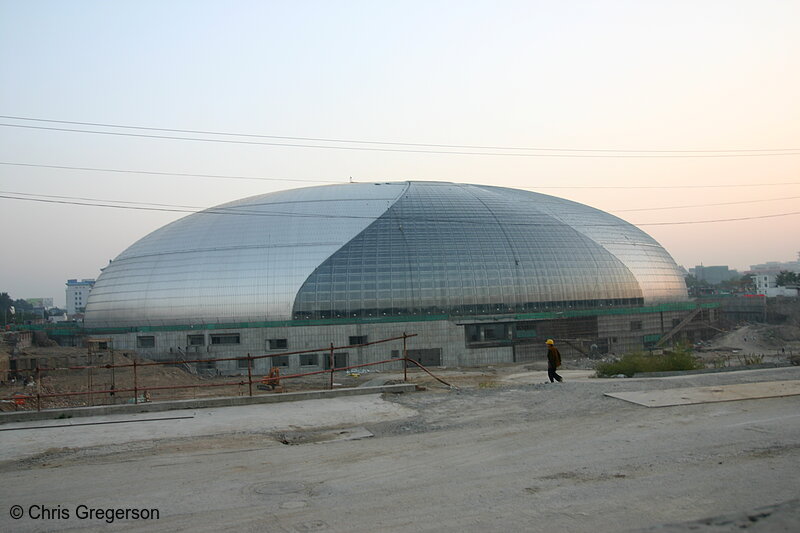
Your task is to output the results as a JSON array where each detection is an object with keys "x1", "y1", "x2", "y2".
[{"x1": 1, "y1": 366, "x2": 799, "y2": 532}]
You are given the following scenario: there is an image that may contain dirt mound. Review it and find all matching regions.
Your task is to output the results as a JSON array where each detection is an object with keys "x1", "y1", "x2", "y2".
[
  {"x1": 707, "y1": 324, "x2": 799, "y2": 352},
  {"x1": 767, "y1": 297, "x2": 800, "y2": 327},
  {"x1": 772, "y1": 325, "x2": 800, "y2": 342},
  {"x1": 32, "y1": 331, "x2": 58, "y2": 347}
]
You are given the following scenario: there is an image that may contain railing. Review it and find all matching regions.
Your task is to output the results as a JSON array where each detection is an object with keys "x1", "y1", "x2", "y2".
[{"x1": 2, "y1": 332, "x2": 455, "y2": 412}]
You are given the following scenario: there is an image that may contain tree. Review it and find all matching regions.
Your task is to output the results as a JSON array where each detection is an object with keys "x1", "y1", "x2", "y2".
[
  {"x1": 719, "y1": 274, "x2": 755, "y2": 292},
  {"x1": 0, "y1": 292, "x2": 11, "y2": 311},
  {"x1": 0, "y1": 292, "x2": 11, "y2": 325},
  {"x1": 0, "y1": 294, "x2": 42, "y2": 325},
  {"x1": 684, "y1": 274, "x2": 710, "y2": 289},
  {"x1": 12, "y1": 298, "x2": 33, "y2": 312},
  {"x1": 739, "y1": 274, "x2": 756, "y2": 291},
  {"x1": 776, "y1": 270, "x2": 800, "y2": 286}
]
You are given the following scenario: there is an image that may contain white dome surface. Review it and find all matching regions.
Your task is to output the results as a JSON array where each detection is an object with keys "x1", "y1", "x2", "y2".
[{"x1": 85, "y1": 182, "x2": 687, "y2": 327}]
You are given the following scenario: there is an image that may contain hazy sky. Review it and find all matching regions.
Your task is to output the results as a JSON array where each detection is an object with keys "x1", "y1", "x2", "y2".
[{"x1": 1, "y1": 0, "x2": 799, "y2": 306}]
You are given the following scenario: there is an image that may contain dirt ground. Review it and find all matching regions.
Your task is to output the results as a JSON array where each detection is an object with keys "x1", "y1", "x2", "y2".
[
  {"x1": 4, "y1": 321, "x2": 800, "y2": 531},
  {"x1": 2, "y1": 363, "x2": 799, "y2": 532},
  {"x1": 3, "y1": 322, "x2": 800, "y2": 412},
  {"x1": 0, "y1": 345, "x2": 374, "y2": 412},
  {"x1": 694, "y1": 323, "x2": 800, "y2": 367}
]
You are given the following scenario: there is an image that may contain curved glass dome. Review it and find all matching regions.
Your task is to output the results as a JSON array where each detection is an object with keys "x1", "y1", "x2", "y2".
[{"x1": 85, "y1": 182, "x2": 687, "y2": 327}]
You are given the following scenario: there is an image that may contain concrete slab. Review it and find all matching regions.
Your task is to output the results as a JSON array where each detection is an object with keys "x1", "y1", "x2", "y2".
[
  {"x1": 2, "y1": 366, "x2": 799, "y2": 533},
  {"x1": 0, "y1": 383, "x2": 417, "y2": 424},
  {"x1": 276, "y1": 426, "x2": 374, "y2": 445},
  {"x1": 0, "y1": 394, "x2": 416, "y2": 463},
  {"x1": 502, "y1": 369, "x2": 596, "y2": 384},
  {"x1": 605, "y1": 380, "x2": 800, "y2": 407}
]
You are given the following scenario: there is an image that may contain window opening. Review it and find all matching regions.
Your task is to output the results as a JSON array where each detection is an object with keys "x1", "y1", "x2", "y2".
[{"x1": 210, "y1": 333, "x2": 240, "y2": 345}]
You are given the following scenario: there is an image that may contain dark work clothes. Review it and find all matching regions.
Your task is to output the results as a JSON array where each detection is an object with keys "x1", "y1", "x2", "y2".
[{"x1": 547, "y1": 345, "x2": 563, "y2": 383}]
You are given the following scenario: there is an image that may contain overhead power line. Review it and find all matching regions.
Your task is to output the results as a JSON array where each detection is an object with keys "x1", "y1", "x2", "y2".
[
  {"x1": 2, "y1": 192, "x2": 799, "y2": 227},
  {"x1": 2, "y1": 121, "x2": 799, "y2": 158},
  {"x1": 2, "y1": 114, "x2": 798, "y2": 154},
  {"x1": 613, "y1": 196, "x2": 800, "y2": 212},
  {"x1": 521, "y1": 183, "x2": 800, "y2": 190},
  {"x1": 6, "y1": 189, "x2": 796, "y2": 215},
  {"x1": 3, "y1": 161, "x2": 800, "y2": 190},
  {"x1": 0, "y1": 162, "x2": 344, "y2": 184}
]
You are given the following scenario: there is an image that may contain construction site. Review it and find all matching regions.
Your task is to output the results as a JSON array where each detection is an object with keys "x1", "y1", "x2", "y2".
[
  {"x1": 0, "y1": 332, "x2": 433, "y2": 412},
  {"x1": 2, "y1": 317, "x2": 800, "y2": 532},
  {"x1": 2, "y1": 181, "x2": 799, "y2": 531},
  {"x1": 2, "y1": 296, "x2": 799, "y2": 413}
]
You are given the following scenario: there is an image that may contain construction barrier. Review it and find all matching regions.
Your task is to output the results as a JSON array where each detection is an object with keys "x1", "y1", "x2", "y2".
[{"x1": 2, "y1": 332, "x2": 454, "y2": 412}]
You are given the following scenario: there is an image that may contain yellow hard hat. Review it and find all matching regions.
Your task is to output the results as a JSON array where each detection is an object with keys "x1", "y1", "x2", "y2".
[{"x1": 546, "y1": 339, "x2": 554, "y2": 345}]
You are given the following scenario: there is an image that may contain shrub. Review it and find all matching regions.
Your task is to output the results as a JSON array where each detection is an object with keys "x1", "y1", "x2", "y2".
[
  {"x1": 711, "y1": 356, "x2": 730, "y2": 369},
  {"x1": 738, "y1": 354, "x2": 764, "y2": 365},
  {"x1": 596, "y1": 348, "x2": 702, "y2": 377}
]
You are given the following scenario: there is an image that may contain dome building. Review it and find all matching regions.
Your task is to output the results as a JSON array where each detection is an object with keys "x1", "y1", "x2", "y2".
[{"x1": 85, "y1": 182, "x2": 704, "y2": 371}]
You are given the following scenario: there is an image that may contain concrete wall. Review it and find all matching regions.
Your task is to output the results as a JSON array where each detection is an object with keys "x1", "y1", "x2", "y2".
[
  {"x1": 598, "y1": 310, "x2": 690, "y2": 355},
  {"x1": 97, "y1": 308, "x2": 702, "y2": 375},
  {"x1": 115, "y1": 319, "x2": 514, "y2": 374}
]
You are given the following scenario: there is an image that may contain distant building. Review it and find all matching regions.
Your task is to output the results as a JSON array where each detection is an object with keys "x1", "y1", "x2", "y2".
[
  {"x1": 689, "y1": 265, "x2": 739, "y2": 285},
  {"x1": 25, "y1": 298, "x2": 54, "y2": 309},
  {"x1": 66, "y1": 279, "x2": 95, "y2": 316},
  {"x1": 749, "y1": 253, "x2": 800, "y2": 275},
  {"x1": 752, "y1": 273, "x2": 799, "y2": 297},
  {"x1": 48, "y1": 313, "x2": 69, "y2": 323}
]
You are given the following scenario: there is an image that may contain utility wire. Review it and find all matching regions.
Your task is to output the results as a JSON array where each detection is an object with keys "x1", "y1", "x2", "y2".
[
  {"x1": 2, "y1": 114, "x2": 798, "y2": 154},
  {"x1": 3, "y1": 122, "x2": 799, "y2": 158},
  {"x1": 4, "y1": 191, "x2": 211, "y2": 210},
  {"x1": 531, "y1": 183, "x2": 800, "y2": 189},
  {"x1": 2, "y1": 193, "x2": 799, "y2": 227},
  {"x1": 3, "y1": 161, "x2": 800, "y2": 189},
  {"x1": 613, "y1": 196, "x2": 800, "y2": 212},
  {"x1": 3, "y1": 189, "x2": 799, "y2": 215},
  {"x1": 0, "y1": 161, "x2": 345, "y2": 184}
]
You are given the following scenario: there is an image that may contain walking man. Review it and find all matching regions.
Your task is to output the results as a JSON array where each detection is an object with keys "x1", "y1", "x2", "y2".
[{"x1": 546, "y1": 339, "x2": 563, "y2": 383}]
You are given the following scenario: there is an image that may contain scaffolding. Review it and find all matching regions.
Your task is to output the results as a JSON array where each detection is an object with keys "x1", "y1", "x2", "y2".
[{"x1": 2, "y1": 332, "x2": 456, "y2": 412}]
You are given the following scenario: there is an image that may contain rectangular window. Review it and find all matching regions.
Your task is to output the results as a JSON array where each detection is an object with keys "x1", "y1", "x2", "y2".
[
  {"x1": 483, "y1": 327, "x2": 499, "y2": 340},
  {"x1": 483, "y1": 324, "x2": 508, "y2": 341},
  {"x1": 630, "y1": 321, "x2": 643, "y2": 331},
  {"x1": 271, "y1": 355, "x2": 289, "y2": 367},
  {"x1": 323, "y1": 352, "x2": 349, "y2": 370},
  {"x1": 515, "y1": 322, "x2": 538, "y2": 339},
  {"x1": 299, "y1": 353, "x2": 318, "y2": 366},
  {"x1": 407, "y1": 348, "x2": 442, "y2": 367},
  {"x1": 137, "y1": 336, "x2": 155, "y2": 348},
  {"x1": 349, "y1": 335, "x2": 368, "y2": 345},
  {"x1": 391, "y1": 349, "x2": 400, "y2": 358},
  {"x1": 268, "y1": 338, "x2": 288, "y2": 350},
  {"x1": 465, "y1": 323, "x2": 514, "y2": 347},
  {"x1": 210, "y1": 333, "x2": 240, "y2": 345},
  {"x1": 465, "y1": 324, "x2": 481, "y2": 343},
  {"x1": 187, "y1": 334, "x2": 205, "y2": 346},
  {"x1": 237, "y1": 357, "x2": 249, "y2": 369}
]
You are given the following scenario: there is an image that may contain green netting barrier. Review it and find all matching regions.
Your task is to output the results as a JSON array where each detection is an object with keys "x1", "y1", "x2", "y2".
[{"x1": 12, "y1": 301, "x2": 718, "y2": 336}]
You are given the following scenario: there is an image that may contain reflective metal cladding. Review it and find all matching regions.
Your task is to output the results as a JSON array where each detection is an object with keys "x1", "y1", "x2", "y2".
[{"x1": 85, "y1": 182, "x2": 688, "y2": 327}]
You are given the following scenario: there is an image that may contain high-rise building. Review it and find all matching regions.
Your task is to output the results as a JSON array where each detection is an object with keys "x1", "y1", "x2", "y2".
[{"x1": 66, "y1": 279, "x2": 95, "y2": 315}]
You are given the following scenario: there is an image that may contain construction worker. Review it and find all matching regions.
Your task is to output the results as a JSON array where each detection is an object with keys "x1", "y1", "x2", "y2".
[{"x1": 546, "y1": 339, "x2": 563, "y2": 383}]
